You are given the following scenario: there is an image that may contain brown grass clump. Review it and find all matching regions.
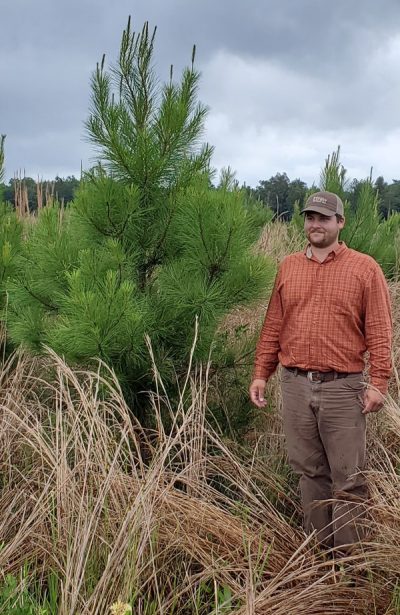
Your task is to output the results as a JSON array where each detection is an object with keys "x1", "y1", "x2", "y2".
[
  {"x1": 0, "y1": 340, "x2": 398, "y2": 614},
  {"x1": 256, "y1": 220, "x2": 305, "y2": 264}
]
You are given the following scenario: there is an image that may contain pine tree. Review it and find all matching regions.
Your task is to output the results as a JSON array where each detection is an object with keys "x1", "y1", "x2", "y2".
[
  {"x1": 319, "y1": 146, "x2": 347, "y2": 199},
  {"x1": 341, "y1": 179, "x2": 400, "y2": 276},
  {"x1": 321, "y1": 150, "x2": 400, "y2": 276},
  {"x1": 84, "y1": 19, "x2": 218, "y2": 289},
  {"x1": 0, "y1": 204, "x2": 22, "y2": 313},
  {"x1": 6, "y1": 206, "x2": 80, "y2": 348},
  {"x1": 0, "y1": 136, "x2": 23, "y2": 319},
  {"x1": 5, "y1": 20, "x2": 274, "y2": 420},
  {"x1": 291, "y1": 148, "x2": 400, "y2": 276}
]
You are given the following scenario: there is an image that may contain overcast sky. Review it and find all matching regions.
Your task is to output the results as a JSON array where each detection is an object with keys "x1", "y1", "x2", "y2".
[{"x1": 2, "y1": 0, "x2": 400, "y2": 187}]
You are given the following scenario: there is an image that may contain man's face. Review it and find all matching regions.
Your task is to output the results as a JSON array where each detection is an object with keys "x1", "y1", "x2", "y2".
[{"x1": 304, "y1": 211, "x2": 345, "y2": 249}]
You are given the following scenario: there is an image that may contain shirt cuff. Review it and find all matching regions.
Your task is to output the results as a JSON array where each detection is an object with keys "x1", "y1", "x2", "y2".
[
  {"x1": 370, "y1": 377, "x2": 389, "y2": 395},
  {"x1": 252, "y1": 367, "x2": 267, "y2": 381}
]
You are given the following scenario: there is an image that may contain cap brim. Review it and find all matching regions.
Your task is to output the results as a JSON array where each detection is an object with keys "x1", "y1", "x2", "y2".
[{"x1": 300, "y1": 205, "x2": 337, "y2": 217}]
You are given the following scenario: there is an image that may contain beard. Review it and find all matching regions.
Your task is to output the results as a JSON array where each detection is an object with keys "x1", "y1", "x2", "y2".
[{"x1": 307, "y1": 230, "x2": 339, "y2": 248}]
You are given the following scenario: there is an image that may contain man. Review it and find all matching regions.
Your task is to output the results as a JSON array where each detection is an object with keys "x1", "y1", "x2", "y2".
[{"x1": 249, "y1": 190, "x2": 392, "y2": 551}]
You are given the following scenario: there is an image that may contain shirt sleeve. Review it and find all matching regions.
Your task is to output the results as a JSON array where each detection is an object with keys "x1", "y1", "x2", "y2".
[
  {"x1": 252, "y1": 266, "x2": 283, "y2": 381},
  {"x1": 363, "y1": 264, "x2": 392, "y2": 394}
]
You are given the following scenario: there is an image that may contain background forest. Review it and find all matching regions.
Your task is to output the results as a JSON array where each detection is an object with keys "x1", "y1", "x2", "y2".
[
  {"x1": 0, "y1": 18, "x2": 399, "y2": 615},
  {"x1": 2, "y1": 158, "x2": 400, "y2": 221}
]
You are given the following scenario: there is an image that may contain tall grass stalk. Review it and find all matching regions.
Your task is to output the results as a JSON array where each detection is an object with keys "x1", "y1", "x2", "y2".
[{"x1": 0, "y1": 338, "x2": 398, "y2": 613}]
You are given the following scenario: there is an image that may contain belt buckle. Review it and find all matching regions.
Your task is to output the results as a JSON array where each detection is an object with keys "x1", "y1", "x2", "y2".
[{"x1": 307, "y1": 370, "x2": 321, "y2": 383}]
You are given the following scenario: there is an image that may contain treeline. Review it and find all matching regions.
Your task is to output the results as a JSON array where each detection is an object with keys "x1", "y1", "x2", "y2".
[
  {"x1": 2, "y1": 171, "x2": 400, "y2": 220},
  {"x1": 249, "y1": 171, "x2": 400, "y2": 220},
  {"x1": 0, "y1": 175, "x2": 79, "y2": 210}
]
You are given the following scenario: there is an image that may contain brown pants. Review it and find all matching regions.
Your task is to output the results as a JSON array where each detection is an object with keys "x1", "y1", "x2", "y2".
[{"x1": 281, "y1": 367, "x2": 367, "y2": 549}]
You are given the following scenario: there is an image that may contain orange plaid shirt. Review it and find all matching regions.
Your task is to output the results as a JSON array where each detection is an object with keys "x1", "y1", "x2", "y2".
[{"x1": 253, "y1": 242, "x2": 392, "y2": 393}]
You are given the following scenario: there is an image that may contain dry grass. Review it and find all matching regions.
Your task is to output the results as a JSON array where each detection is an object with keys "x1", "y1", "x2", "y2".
[
  {"x1": 222, "y1": 221, "x2": 304, "y2": 339},
  {"x1": 12, "y1": 174, "x2": 60, "y2": 218},
  {"x1": 0, "y1": 341, "x2": 398, "y2": 614},
  {"x1": 256, "y1": 220, "x2": 304, "y2": 264}
]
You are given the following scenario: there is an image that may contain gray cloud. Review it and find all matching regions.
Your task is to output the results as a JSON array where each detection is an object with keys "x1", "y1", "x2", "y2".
[{"x1": 1, "y1": 0, "x2": 400, "y2": 185}]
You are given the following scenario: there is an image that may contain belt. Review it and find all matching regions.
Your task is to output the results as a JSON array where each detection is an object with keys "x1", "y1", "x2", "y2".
[{"x1": 286, "y1": 367, "x2": 349, "y2": 383}]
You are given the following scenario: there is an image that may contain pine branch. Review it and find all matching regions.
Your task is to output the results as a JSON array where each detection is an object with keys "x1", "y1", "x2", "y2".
[
  {"x1": 22, "y1": 283, "x2": 58, "y2": 312},
  {"x1": 197, "y1": 210, "x2": 213, "y2": 265}
]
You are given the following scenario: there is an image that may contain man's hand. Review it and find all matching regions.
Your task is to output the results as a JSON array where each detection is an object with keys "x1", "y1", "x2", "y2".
[
  {"x1": 362, "y1": 388, "x2": 385, "y2": 414},
  {"x1": 249, "y1": 378, "x2": 267, "y2": 408}
]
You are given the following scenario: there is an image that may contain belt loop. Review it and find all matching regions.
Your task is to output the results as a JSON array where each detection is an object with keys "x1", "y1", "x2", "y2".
[
  {"x1": 333, "y1": 372, "x2": 338, "y2": 380},
  {"x1": 294, "y1": 367, "x2": 298, "y2": 377}
]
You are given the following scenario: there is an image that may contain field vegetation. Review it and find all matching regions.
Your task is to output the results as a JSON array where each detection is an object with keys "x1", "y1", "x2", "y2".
[
  {"x1": 0, "y1": 17, "x2": 399, "y2": 615},
  {"x1": 0, "y1": 273, "x2": 398, "y2": 614}
]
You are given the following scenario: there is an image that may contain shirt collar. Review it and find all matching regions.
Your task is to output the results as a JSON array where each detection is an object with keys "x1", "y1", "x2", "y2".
[{"x1": 305, "y1": 241, "x2": 347, "y2": 261}]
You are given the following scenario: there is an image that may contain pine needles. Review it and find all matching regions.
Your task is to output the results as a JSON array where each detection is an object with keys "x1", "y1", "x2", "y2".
[{"x1": 291, "y1": 147, "x2": 400, "y2": 276}]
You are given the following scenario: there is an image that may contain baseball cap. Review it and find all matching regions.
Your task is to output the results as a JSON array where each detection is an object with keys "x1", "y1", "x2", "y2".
[{"x1": 301, "y1": 191, "x2": 344, "y2": 217}]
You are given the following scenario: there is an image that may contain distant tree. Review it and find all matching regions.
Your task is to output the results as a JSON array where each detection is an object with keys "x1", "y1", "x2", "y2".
[
  {"x1": 241, "y1": 183, "x2": 274, "y2": 230},
  {"x1": 1, "y1": 181, "x2": 13, "y2": 204},
  {"x1": 384, "y1": 180, "x2": 400, "y2": 217},
  {"x1": 373, "y1": 176, "x2": 388, "y2": 217},
  {"x1": 16, "y1": 177, "x2": 37, "y2": 210},
  {"x1": 350, "y1": 175, "x2": 400, "y2": 219},
  {"x1": 374, "y1": 176, "x2": 387, "y2": 199},
  {"x1": 346, "y1": 178, "x2": 363, "y2": 212},
  {"x1": 255, "y1": 172, "x2": 290, "y2": 218},
  {"x1": 52, "y1": 176, "x2": 80, "y2": 203},
  {"x1": 1, "y1": 176, "x2": 80, "y2": 210},
  {"x1": 254, "y1": 173, "x2": 308, "y2": 219},
  {"x1": 287, "y1": 178, "x2": 307, "y2": 213},
  {"x1": 3, "y1": 177, "x2": 37, "y2": 210}
]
